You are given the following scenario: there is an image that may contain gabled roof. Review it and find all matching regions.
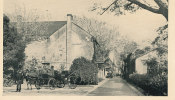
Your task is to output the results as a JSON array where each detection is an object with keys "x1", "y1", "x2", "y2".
[
  {"x1": 10, "y1": 21, "x2": 67, "y2": 38},
  {"x1": 72, "y1": 22, "x2": 93, "y2": 43}
]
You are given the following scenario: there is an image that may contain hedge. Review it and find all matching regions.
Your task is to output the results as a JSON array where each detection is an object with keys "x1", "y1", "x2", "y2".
[{"x1": 129, "y1": 73, "x2": 167, "y2": 96}]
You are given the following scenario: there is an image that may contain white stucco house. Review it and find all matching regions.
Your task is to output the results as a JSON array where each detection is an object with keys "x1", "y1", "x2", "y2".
[{"x1": 24, "y1": 14, "x2": 96, "y2": 71}]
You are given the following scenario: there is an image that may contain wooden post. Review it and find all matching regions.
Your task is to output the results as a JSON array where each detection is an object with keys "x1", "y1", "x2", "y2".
[
  {"x1": 96, "y1": 63, "x2": 99, "y2": 84},
  {"x1": 104, "y1": 67, "x2": 105, "y2": 78}
]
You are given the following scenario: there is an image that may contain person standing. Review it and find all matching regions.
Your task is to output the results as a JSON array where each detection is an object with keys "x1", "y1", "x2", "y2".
[
  {"x1": 25, "y1": 69, "x2": 32, "y2": 90},
  {"x1": 51, "y1": 66, "x2": 54, "y2": 77},
  {"x1": 16, "y1": 65, "x2": 24, "y2": 92}
]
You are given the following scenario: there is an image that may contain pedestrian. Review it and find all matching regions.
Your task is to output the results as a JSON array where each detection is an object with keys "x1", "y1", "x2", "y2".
[
  {"x1": 25, "y1": 69, "x2": 32, "y2": 90},
  {"x1": 16, "y1": 65, "x2": 24, "y2": 92},
  {"x1": 51, "y1": 66, "x2": 54, "y2": 77}
]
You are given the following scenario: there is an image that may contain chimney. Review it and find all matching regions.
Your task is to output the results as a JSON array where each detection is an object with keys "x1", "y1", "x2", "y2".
[
  {"x1": 66, "y1": 14, "x2": 73, "y2": 70},
  {"x1": 67, "y1": 14, "x2": 73, "y2": 31}
]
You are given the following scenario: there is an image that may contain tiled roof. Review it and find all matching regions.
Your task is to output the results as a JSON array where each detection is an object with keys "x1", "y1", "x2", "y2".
[{"x1": 10, "y1": 21, "x2": 67, "y2": 37}]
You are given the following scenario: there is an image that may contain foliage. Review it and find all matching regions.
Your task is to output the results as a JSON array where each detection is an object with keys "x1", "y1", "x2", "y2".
[
  {"x1": 143, "y1": 46, "x2": 151, "y2": 52},
  {"x1": 123, "y1": 41, "x2": 138, "y2": 55},
  {"x1": 3, "y1": 14, "x2": 26, "y2": 75},
  {"x1": 90, "y1": 0, "x2": 168, "y2": 95},
  {"x1": 73, "y1": 15, "x2": 137, "y2": 72},
  {"x1": 92, "y1": 0, "x2": 168, "y2": 20},
  {"x1": 3, "y1": 74, "x2": 15, "y2": 87},
  {"x1": 129, "y1": 73, "x2": 167, "y2": 96},
  {"x1": 152, "y1": 24, "x2": 168, "y2": 50},
  {"x1": 143, "y1": 57, "x2": 159, "y2": 76},
  {"x1": 130, "y1": 27, "x2": 168, "y2": 95},
  {"x1": 73, "y1": 15, "x2": 119, "y2": 52},
  {"x1": 143, "y1": 56, "x2": 167, "y2": 75},
  {"x1": 129, "y1": 74, "x2": 149, "y2": 88},
  {"x1": 126, "y1": 24, "x2": 168, "y2": 96},
  {"x1": 24, "y1": 57, "x2": 39, "y2": 70},
  {"x1": 70, "y1": 57, "x2": 98, "y2": 85},
  {"x1": 118, "y1": 40, "x2": 137, "y2": 78},
  {"x1": 154, "y1": 25, "x2": 168, "y2": 73}
]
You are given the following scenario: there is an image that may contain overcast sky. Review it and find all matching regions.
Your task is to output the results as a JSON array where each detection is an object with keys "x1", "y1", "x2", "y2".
[{"x1": 3, "y1": 0, "x2": 167, "y2": 47}]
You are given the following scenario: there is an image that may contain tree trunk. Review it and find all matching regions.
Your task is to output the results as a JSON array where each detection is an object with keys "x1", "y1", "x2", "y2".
[
  {"x1": 128, "y1": 0, "x2": 168, "y2": 21},
  {"x1": 154, "y1": 0, "x2": 168, "y2": 21},
  {"x1": 160, "y1": 8, "x2": 168, "y2": 21}
]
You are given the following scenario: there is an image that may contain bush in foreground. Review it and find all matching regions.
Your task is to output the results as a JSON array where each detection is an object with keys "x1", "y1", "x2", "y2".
[
  {"x1": 129, "y1": 73, "x2": 167, "y2": 96},
  {"x1": 70, "y1": 57, "x2": 98, "y2": 85}
]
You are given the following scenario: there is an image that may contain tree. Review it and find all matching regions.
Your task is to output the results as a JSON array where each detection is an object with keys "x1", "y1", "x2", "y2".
[
  {"x1": 152, "y1": 24, "x2": 168, "y2": 73},
  {"x1": 73, "y1": 15, "x2": 137, "y2": 57},
  {"x1": 3, "y1": 14, "x2": 26, "y2": 75},
  {"x1": 73, "y1": 15, "x2": 120, "y2": 63},
  {"x1": 73, "y1": 15, "x2": 138, "y2": 76},
  {"x1": 6, "y1": 5, "x2": 51, "y2": 43},
  {"x1": 92, "y1": 0, "x2": 168, "y2": 21},
  {"x1": 152, "y1": 25, "x2": 168, "y2": 48},
  {"x1": 73, "y1": 15, "x2": 120, "y2": 51}
]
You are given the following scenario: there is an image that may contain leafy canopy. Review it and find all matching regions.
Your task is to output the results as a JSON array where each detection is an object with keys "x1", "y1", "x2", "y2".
[{"x1": 3, "y1": 14, "x2": 26, "y2": 73}]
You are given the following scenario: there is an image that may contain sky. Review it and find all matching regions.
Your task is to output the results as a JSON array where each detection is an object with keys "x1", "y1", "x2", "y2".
[{"x1": 3, "y1": 0, "x2": 167, "y2": 47}]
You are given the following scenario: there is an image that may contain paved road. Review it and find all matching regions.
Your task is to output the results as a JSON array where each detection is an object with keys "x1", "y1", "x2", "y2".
[
  {"x1": 87, "y1": 77, "x2": 144, "y2": 96},
  {"x1": 3, "y1": 77, "x2": 143, "y2": 96}
]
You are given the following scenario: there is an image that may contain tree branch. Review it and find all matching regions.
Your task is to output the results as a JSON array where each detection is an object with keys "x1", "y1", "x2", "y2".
[
  {"x1": 154, "y1": 0, "x2": 168, "y2": 20},
  {"x1": 126, "y1": 2, "x2": 133, "y2": 7},
  {"x1": 100, "y1": 0, "x2": 117, "y2": 15},
  {"x1": 128, "y1": 0, "x2": 161, "y2": 14},
  {"x1": 154, "y1": 0, "x2": 168, "y2": 9}
]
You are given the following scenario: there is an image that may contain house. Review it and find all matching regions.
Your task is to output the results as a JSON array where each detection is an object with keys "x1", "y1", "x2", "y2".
[
  {"x1": 96, "y1": 50, "x2": 118, "y2": 78},
  {"x1": 135, "y1": 48, "x2": 162, "y2": 74},
  {"x1": 122, "y1": 47, "x2": 160, "y2": 77},
  {"x1": 13, "y1": 14, "x2": 104, "y2": 73}
]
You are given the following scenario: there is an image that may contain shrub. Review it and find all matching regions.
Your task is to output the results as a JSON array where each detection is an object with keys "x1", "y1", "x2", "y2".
[
  {"x1": 129, "y1": 74, "x2": 149, "y2": 91},
  {"x1": 129, "y1": 73, "x2": 167, "y2": 96},
  {"x1": 70, "y1": 57, "x2": 98, "y2": 85},
  {"x1": 3, "y1": 74, "x2": 15, "y2": 87},
  {"x1": 148, "y1": 74, "x2": 167, "y2": 95}
]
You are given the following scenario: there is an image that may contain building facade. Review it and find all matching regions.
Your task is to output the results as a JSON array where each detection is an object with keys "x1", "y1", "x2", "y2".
[{"x1": 24, "y1": 14, "x2": 98, "y2": 71}]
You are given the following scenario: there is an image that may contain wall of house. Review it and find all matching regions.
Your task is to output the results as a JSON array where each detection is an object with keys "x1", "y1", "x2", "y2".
[
  {"x1": 45, "y1": 25, "x2": 67, "y2": 70},
  {"x1": 67, "y1": 31, "x2": 93, "y2": 67},
  {"x1": 25, "y1": 15, "x2": 94, "y2": 71},
  {"x1": 135, "y1": 58, "x2": 147, "y2": 74},
  {"x1": 98, "y1": 69, "x2": 105, "y2": 79},
  {"x1": 135, "y1": 51, "x2": 157, "y2": 74}
]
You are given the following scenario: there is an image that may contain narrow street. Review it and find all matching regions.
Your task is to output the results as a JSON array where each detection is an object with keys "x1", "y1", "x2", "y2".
[
  {"x1": 87, "y1": 77, "x2": 144, "y2": 96},
  {"x1": 3, "y1": 77, "x2": 144, "y2": 96}
]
